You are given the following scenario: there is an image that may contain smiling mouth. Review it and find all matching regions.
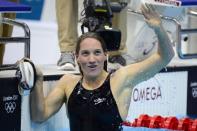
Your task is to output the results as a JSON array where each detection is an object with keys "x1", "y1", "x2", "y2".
[{"x1": 88, "y1": 64, "x2": 97, "y2": 69}]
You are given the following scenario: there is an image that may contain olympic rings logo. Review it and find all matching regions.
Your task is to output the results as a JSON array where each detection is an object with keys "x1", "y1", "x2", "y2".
[
  {"x1": 4, "y1": 102, "x2": 16, "y2": 114},
  {"x1": 192, "y1": 88, "x2": 197, "y2": 98}
]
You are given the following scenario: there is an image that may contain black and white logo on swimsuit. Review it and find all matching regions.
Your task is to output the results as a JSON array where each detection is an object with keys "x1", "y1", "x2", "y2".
[{"x1": 94, "y1": 98, "x2": 106, "y2": 105}]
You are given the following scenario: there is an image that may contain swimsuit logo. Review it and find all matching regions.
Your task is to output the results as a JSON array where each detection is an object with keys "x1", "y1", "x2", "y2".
[
  {"x1": 94, "y1": 98, "x2": 106, "y2": 105},
  {"x1": 4, "y1": 102, "x2": 16, "y2": 113}
]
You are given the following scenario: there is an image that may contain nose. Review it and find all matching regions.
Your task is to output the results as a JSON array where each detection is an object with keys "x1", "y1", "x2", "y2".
[{"x1": 88, "y1": 54, "x2": 96, "y2": 63}]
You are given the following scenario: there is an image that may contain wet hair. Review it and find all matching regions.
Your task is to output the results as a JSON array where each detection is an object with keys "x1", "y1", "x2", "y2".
[
  {"x1": 76, "y1": 32, "x2": 107, "y2": 55},
  {"x1": 75, "y1": 32, "x2": 107, "y2": 73}
]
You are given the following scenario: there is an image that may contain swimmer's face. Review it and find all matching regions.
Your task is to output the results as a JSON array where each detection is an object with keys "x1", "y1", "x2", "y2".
[{"x1": 77, "y1": 38, "x2": 107, "y2": 78}]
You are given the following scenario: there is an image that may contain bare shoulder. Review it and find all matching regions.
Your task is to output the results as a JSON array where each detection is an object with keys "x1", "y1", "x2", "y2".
[
  {"x1": 56, "y1": 74, "x2": 81, "y2": 96},
  {"x1": 60, "y1": 73, "x2": 81, "y2": 83},
  {"x1": 110, "y1": 66, "x2": 136, "y2": 95},
  {"x1": 110, "y1": 67, "x2": 130, "y2": 85}
]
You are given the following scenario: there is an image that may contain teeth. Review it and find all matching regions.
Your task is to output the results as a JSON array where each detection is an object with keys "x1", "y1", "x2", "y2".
[{"x1": 89, "y1": 65, "x2": 96, "y2": 68}]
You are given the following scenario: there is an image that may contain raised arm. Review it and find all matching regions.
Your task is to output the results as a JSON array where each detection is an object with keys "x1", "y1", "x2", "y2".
[
  {"x1": 30, "y1": 67, "x2": 66, "y2": 123},
  {"x1": 113, "y1": 3, "x2": 175, "y2": 88}
]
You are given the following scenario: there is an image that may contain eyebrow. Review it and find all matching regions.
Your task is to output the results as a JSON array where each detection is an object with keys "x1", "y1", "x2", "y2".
[{"x1": 80, "y1": 48, "x2": 102, "y2": 52}]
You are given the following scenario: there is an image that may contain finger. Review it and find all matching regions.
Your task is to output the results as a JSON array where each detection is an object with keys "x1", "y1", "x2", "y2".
[
  {"x1": 145, "y1": 3, "x2": 153, "y2": 12},
  {"x1": 149, "y1": 4, "x2": 156, "y2": 12},
  {"x1": 141, "y1": 3, "x2": 148, "y2": 15},
  {"x1": 141, "y1": 4, "x2": 150, "y2": 20},
  {"x1": 148, "y1": 4, "x2": 160, "y2": 18},
  {"x1": 141, "y1": 3, "x2": 148, "y2": 12}
]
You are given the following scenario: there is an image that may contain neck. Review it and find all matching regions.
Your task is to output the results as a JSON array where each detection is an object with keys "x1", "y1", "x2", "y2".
[{"x1": 82, "y1": 70, "x2": 108, "y2": 89}]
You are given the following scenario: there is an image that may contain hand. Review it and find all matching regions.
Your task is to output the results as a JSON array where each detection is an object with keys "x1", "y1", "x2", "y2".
[
  {"x1": 141, "y1": 3, "x2": 162, "y2": 30},
  {"x1": 35, "y1": 65, "x2": 43, "y2": 80}
]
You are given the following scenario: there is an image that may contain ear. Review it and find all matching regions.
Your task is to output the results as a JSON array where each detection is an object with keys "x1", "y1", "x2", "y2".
[
  {"x1": 75, "y1": 54, "x2": 79, "y2": 62},
  {"x1": 104, "y1": 52, "x2": 107, "y2": 61}
]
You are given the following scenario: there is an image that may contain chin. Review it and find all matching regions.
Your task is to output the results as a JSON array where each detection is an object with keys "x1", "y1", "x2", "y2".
[
  {"x1": 89, "y1": 72, "x2": 100, "y2": 78},
  {"x1": 88, "y1": 70, "x2": 102, "y2": 78}
]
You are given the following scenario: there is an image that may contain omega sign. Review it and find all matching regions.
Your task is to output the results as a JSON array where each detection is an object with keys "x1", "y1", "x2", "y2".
[
  {"x1": 132, "y1": 86, "x2": 162, "y2": 102},
  {"x1": 127, "y1": 71, "x2": 188, "y2": 121}
]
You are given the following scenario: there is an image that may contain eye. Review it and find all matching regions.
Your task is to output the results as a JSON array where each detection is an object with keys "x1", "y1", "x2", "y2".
[
  {"x1": 94, "y1": 50, "x2": 102, "y2": 55},
  {"x1": 81, "y1": 50, "x2": 89, "y2": 56}
]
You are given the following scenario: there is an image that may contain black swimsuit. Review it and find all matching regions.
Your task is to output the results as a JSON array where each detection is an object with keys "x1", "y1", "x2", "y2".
[{"x1": 67, "y1": 74, "x2": 123, "y2": 131}]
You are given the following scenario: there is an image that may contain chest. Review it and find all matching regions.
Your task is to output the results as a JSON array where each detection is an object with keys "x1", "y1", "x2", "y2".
[
  {"x1": 69, "y1": 86, "x2": 115, "y2": 113},
  {"x1": 67, "y1": 81, "x2": 123, "y2": 126}
]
